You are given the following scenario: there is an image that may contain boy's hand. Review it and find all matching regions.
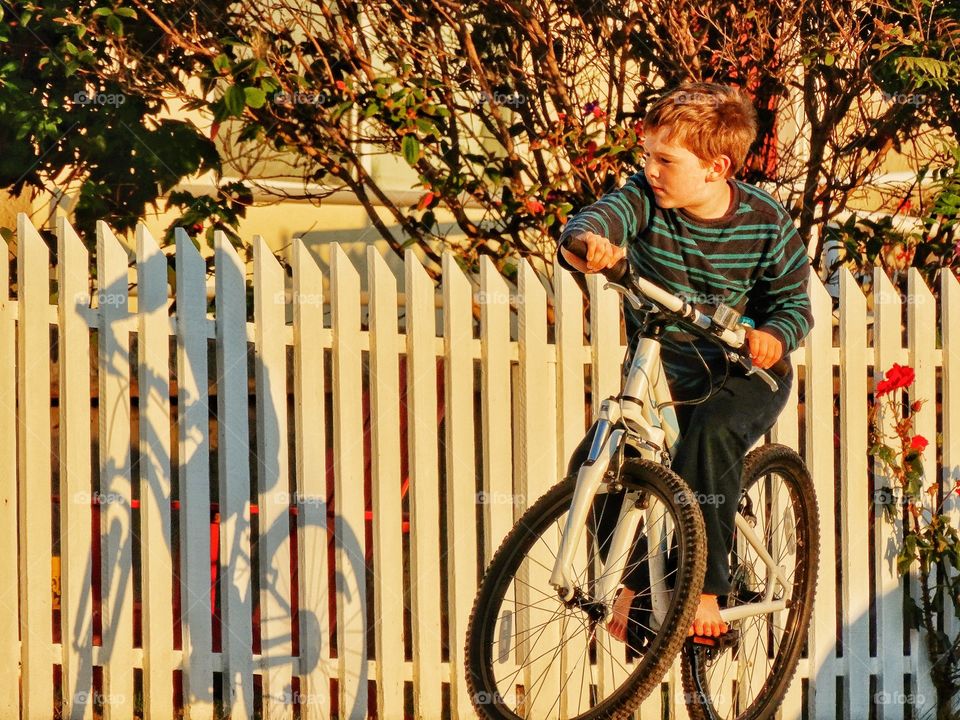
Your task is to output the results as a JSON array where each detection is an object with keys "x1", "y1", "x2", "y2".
[
  {"x1": 560, "y1": 231, "x2": 626, "y2": 273},
  {"x1": 745, "y1": 328, "x2": 783, "y2": 370}
]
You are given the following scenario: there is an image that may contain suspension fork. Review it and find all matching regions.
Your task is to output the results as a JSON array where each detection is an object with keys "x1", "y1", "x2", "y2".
[{"x1": 549, "y1": 399, "x2": 624, "y2": 601}]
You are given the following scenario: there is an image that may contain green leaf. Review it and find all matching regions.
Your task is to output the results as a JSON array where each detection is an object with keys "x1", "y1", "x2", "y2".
[
  {"x1": 244, "y1": 87, "x2": 266, "y2": 109},
  {"x1": 213, "y1": 54, "x2": 232, "y2": 74},
  {"x1": 106, "y1": 13, "x2": 123, "y2": 36},
  {"x1": 224, "y1": 85, "x2": 246, "y2": 116},
  {"x1": 114, "y1": 7, "x2": 138, "y2": 19},
  {"x1": 824, "y1": 52, "x2": 835, "y2": 66},
  {"x1": 92, "y1": 7, "x2": 113, "y2": 17},
  {"x1": 402, "y1": 134, "x2": 420, "y2": 165}
]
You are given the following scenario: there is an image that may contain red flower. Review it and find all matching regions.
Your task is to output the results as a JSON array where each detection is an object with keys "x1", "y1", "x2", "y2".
[
  {"x1": 910, "y1": 435, "x2": 928, "y2": 452},
  {"x1": 525, "y1": 199, "x2": 546, "y2": 215},
  {"x1": 910, "y1": 400, "x2": 923, "y2": 413},
  {"x1": 417, "y1": 192, "x2": 435, "y2": 210},
  {"x1": 876, "y1": 363, "x2": 915, "y2": 396}
]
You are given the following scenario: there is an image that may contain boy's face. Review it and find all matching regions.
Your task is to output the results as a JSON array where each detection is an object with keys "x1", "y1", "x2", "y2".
[{"x1": 641, "y1": 126, "x2": 730, "y2": 211}]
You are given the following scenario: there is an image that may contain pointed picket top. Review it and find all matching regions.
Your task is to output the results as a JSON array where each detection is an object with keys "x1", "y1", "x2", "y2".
[
  {"x1": 175, "y1": 227, "x2": 207, "y2": 311},
  {"x1": 96, "y1": 220, "x2": 130, "y2": 316}
]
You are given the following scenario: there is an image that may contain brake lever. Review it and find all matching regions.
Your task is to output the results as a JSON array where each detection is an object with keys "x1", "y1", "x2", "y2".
[
  {"x1": 602, "y1": 281, "x2": 650, "y2": 312},
  {"x1": 728, "y1": 350, "x2": 780, "y2": 392}
]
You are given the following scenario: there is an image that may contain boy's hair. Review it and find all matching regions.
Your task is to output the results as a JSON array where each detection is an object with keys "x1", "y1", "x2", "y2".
[{"x1": 643, "y1": 83, "x2": 757, "y2": 176}]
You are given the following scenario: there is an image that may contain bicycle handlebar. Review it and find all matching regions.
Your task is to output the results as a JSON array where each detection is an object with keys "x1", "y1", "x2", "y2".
[{"x1": 561, "y1": 236, "x2": 786, "y2": 391}]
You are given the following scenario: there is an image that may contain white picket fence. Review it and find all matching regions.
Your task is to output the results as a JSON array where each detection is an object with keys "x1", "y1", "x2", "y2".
[{"x1": 1, "y1": 212, "x2": 958, "y2": 719}]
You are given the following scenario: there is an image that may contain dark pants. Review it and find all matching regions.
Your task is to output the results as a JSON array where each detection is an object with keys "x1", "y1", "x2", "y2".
[{"x1": 568, "y1": 353, "x2": 793, "y2": 596}]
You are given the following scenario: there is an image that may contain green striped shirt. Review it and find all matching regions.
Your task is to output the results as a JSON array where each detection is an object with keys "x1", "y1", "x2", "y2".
[{"x1": 559, "y1": 171, "x2": 814, "y2": 355}]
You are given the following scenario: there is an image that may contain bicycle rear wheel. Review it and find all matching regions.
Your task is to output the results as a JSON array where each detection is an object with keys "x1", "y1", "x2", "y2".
[
  {"x1": 466, "y1": 458, "x2": 705, "y2": 720},
  {"x1": 681, "y1": 444, "x2": 820, "y2": 720}
]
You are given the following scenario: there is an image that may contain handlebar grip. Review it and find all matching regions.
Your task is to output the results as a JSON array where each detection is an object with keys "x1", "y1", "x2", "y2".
[{"x1": 561, "y1": 236, "x2": 629, "y2": 283}]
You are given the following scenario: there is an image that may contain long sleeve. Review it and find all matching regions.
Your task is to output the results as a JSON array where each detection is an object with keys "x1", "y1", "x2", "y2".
[
  {"x1": 556, "y1": 172, "x2": 651, "y2": 270},
  {"x1": 748, "y1": 217, "x2": 814, "y2": 354}
]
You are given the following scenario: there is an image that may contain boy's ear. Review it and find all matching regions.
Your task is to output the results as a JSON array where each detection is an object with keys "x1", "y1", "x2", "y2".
[{"x1": 707, "y1": 155, "x2": 733, "y2": 180}]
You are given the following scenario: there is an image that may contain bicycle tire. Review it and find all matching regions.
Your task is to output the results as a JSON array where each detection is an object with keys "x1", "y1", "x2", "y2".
[
  {"x1": 466, "y1": 458, "x2": 706, "y2": 719},
  {"x1": 681, "y1": 443, "x2": 820, "y2": 720}
]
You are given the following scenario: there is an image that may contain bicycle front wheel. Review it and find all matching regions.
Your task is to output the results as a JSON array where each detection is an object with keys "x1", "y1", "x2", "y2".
[
  {"x1": 466, "y1": 459, "x2": 706, "y2": 720},
  {"x1": 681, "y1": 443, "x2": 820, "y2": 720}
]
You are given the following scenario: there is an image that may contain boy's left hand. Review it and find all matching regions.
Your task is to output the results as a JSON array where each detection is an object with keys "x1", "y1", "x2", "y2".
[{"x1": 744, "y1": 328, "x2": 783, "y2": 369}]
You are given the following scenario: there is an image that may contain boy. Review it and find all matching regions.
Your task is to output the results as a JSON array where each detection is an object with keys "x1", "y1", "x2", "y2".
[{"x1": 558, "y1": 83, "x2": 812, "y2": 640}]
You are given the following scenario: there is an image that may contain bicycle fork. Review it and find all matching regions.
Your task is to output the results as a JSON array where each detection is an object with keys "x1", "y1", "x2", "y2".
[{"x1": 549, "y1": 400, "x2": 670, "y2": 629}]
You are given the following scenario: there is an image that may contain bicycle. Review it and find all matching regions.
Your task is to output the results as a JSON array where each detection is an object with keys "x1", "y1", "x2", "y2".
[{"x1": 465, "y1": 240, "x2": 819, "y2": 720}]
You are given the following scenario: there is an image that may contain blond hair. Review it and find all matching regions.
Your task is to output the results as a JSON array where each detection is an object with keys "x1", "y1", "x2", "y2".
[{"x1": 643, "y1": 83, "x2": 757, "y2": 176}]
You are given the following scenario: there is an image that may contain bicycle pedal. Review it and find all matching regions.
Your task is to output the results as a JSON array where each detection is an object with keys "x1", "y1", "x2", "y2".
[{"x1": 691, "y1": 627, "x2": 740, "y2": 650}]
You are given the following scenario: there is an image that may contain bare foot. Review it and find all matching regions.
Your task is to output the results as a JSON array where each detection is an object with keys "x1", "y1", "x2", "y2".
[
  {"x1": 607, "y1": 587, "x2": 635, "y2": 642},
  {"x1": 689, "y1": 593, "x2": 728, "y2": 637}
]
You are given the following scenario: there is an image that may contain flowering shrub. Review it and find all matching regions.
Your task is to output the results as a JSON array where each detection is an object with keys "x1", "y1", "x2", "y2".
[{"x1": 869, "y1": 363, "x2": 960, "y2": 717}]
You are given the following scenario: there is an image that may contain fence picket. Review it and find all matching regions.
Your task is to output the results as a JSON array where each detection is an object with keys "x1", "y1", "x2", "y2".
[
  {"x1": 213, "y1": 233, "x2": 255, "y2": 718},
  {"x1": 0, "y1": 220, "x2": 16, "y2": 720},
  {"x1": 441, "y1": 252, "x2": 479, "y2": 718},
  {"x1": 252, "y1": 236, "x2": 294, "y2": 719},
  {"x1": 555, "y1": 263, "x2": 587, "y2": 476},
  {"x1": 942, "y1": 272, "x2": 960, "y2": 657},
  {"x1": 805, "y1": 271, "x2": 838, "y2": 719},
  {"x1": 174, "y1": 231, "x2": 215, "y2": 718},
  {"x1": 329, "y1": 244, "x2": 367, "y2": 719},
  {"x1": 404, "y1": 250, "x2": 443, "y2": 718},
  {"x1": 479, "y1": 257, "x2": 513, "y2": 562},
  {"x1": 907, "y1": 269, "x2": 937, "y2": 709},
  {"x1": 366, "y1": 247, "x2": 404, "y2": 716},
  {"x1": 17, "y1": 214, "x2": 56, "y2": 718},
  {"x1": 587, "y1": 274, "x2": 622, "y2": 419},
  {"x1": 873, "y1": 267, "x2": 905, "y2": 720},
  {"x1": 840, "y1": 268, "x2": 871, "y2": 719},
  {"x1": 135, "y1": 225, "x2": 176, "y2": 719},
  {"x1": 96, "y1": 220, "x2": 134, "y2": 719},
  {"x1": 292, "y1": 239, "x2": 331, "y2": 718},
  {"x1": 57, "y1": 217, "x2": 95, "y2": 720}
]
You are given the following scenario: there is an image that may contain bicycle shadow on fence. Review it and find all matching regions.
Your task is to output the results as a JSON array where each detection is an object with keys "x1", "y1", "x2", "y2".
[{"x1": 57, "y1": 239, "x2": 369, "y2": 718}]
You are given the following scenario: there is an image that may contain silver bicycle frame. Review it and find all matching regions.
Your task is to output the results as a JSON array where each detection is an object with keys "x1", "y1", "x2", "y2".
[{"x1": 548, "y1": 330, "x2": 790, "y2": 626}]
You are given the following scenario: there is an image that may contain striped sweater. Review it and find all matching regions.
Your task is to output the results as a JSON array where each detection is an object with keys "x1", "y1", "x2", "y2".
[{"x1": 558, "y1": 170, "x2": 813, "y2": 357}]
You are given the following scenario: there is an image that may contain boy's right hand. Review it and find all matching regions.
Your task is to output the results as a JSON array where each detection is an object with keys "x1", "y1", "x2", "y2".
[{"x1": 560, "y1": 231, "x2": 626, "y2": 273}]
